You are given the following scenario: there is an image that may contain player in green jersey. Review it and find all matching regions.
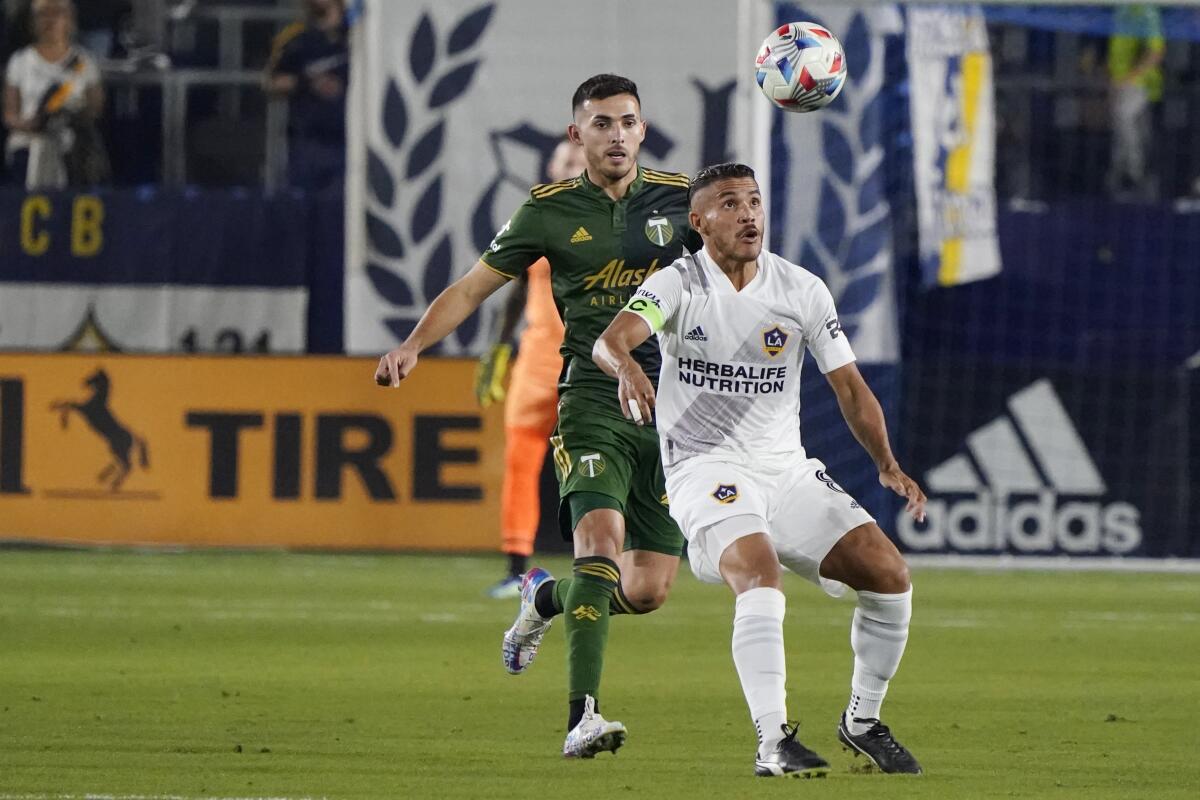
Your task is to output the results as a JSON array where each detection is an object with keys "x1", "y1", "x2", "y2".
[{"x1": 375, "y1": 74, "x2": 701, "y2": 758}]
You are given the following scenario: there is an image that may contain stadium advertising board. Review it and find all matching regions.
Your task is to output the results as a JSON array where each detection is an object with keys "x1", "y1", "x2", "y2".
[
  {"x1": 344, "y1": 0, "x2": 756, "y2": 356},
  {"x1": 0, "y1": 355, "x2": 504, "y2": 550},
  {"x1": 0, "y1": 189, "x2": 309, "y2": 353},
  {"x1": 897, "y1": 368, "x2": 1197, "y2": 559}
]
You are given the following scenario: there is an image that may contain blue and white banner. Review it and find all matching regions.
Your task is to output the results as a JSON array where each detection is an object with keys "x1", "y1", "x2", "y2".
[
  {"x1": 344, "y1": 0, "x2": 756, "y2": 355},
  {"x1": 773, "y1": 3, "x2": 901, "y2": 364},
  {"x1": 0, "y1": 189, "x2": 308, "y2": 353},
  {"x1": 907, "y1": 4, "x2": 1001, "y2": 287}
]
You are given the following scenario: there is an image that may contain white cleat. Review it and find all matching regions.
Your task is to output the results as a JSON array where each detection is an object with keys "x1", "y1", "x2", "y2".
[
  {"x1": 562, "y1": 695, "x2": 627, "y2": 758},
  {"x1": 501, "y1": 567, "x2": 554, "y2": 674}
]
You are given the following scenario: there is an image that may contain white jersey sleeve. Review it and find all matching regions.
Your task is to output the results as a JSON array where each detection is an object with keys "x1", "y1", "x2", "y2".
[
  {"x1": 621, "y1": 263, "x2": 685, "y2": 334},
  {"x1": 801, "y1": 279, "x2": 856, "y2": 373}
]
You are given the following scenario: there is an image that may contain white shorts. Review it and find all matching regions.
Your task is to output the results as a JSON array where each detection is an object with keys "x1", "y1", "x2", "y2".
[{"x1": 664, "y1": 455, "x2": 875, "y2": 596}]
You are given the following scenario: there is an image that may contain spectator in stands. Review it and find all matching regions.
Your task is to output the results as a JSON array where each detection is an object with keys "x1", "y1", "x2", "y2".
[
  {"x1": 1107, "y1": 4, "x2": 1165, "y2": 200},
  {"x1": 265, "y1": 0, "x2": 348, "y2": 193},
  {"x1": 2, "y1": 0, "x2": 106, "y2": 188},
  {"x1": 76, "y1": 0, "x2": 130, "y2": 60}
]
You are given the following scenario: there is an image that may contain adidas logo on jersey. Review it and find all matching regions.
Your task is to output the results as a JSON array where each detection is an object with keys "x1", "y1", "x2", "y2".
[
  {"x1": 684, "y1": 326, "x2": 707, "y2": 341},
  {"x1": 570, "y1": 227, "x2": 593, "y2": 244},
  {"x1": 898, "y1": 379, "x2": 1142, "y2": 556}
]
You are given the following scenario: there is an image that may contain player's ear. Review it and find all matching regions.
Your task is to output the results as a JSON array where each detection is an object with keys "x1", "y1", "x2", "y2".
[
  {"x1": 566, "y1": 124, "x2": 583, "y2": 146},
  {"x1": 689, "y1": 209, "x2": 704, "y2": 234}
]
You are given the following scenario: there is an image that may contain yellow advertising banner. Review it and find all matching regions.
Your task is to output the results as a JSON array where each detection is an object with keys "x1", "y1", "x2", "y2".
[{"x1": 0, "y1": 354, "x2": 507, "y2": 550}]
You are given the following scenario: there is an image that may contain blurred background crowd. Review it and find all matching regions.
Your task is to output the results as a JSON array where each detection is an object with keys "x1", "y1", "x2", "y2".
[
  {"x1": 0, "y1": 0, "x2": 347, "y2": 192},
  {"x1": 3, "y1": 1, "x2": 1200, "y2": 202}
]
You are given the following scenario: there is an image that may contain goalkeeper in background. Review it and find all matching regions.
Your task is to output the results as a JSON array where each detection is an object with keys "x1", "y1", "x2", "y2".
[{"x1": 476, "y1": 140, "x2": 585, "y2": 598}]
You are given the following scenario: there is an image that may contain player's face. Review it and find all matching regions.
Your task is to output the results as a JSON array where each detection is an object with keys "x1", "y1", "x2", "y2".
[
  {"x1": 690, "y1": 178, "x2": 764, "y2": 264},
  {"x1": 33, "y1": 0, "x2": 71, "y2": 41},
  {"x1": 546, "y1": 140, "x2": 587, "y2": 183},
  {"x1": 568, "y1": 94, "x2": 646, "y2": 183}
]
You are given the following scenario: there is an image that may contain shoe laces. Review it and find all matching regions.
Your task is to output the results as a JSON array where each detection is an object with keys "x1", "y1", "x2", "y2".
[
  {"x1": 858, "y1": 718, "x2": 911, "y2": 759},
  {"x1": 776, "y1": 721, "x2": 810, "y2": 755}
]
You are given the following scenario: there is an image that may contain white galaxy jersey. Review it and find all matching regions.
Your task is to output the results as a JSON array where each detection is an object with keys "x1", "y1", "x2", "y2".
[{"x1": 624, "y1": 247, "x2": 854, "y2": 466}]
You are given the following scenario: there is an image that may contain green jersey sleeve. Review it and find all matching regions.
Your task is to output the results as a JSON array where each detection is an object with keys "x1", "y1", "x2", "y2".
[{"x1": 479, "y1": 198, "x2": 544, "y2": 279}]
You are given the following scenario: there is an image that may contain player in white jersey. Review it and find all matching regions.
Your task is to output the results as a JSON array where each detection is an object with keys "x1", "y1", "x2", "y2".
[{"x1": 593, "y1": 163, "x2": 928, "y2": 778}]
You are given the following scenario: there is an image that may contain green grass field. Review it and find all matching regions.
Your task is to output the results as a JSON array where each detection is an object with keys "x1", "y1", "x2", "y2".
[{"x1": 1, "y1": 550, "x2": 1197, "y2": 799}]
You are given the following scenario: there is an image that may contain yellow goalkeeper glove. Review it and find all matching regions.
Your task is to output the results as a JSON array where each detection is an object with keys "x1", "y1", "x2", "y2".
[{"x1": 474, "y1": 343, "x2": 512, "y2": 407}]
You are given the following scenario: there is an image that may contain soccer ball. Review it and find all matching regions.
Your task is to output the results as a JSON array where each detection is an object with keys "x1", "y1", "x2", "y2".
[{"x1": 754, "y1": 22, "x2": 847, "y2": 112}]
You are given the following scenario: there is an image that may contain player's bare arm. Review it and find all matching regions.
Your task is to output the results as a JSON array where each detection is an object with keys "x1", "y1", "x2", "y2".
[
  {"x1": 824, "y1": 362, "x2": 927, "y2": 522},
  {"x1": 375, "y1": 261, "x2": 510, "y2": 388},
  {"x1": 592, "y1": 310, "x2": 655, "y2": 425}
]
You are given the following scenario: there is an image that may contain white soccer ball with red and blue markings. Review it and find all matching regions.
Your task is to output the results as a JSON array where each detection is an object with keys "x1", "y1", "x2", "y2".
[{"x1": 755, "y1": 22, "x2": 847, "y2": 112}]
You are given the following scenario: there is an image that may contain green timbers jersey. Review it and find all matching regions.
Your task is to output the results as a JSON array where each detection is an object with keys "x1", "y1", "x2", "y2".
[{"x1": 479, "y1": 165, "x2": 703, "y2": 394}]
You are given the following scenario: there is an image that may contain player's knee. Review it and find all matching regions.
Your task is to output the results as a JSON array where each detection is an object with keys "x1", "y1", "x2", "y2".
[
  {"x1": 629, "y1": 589, "x2": 669, "y2": 612},
  {"x1": 572, "y1": 513, "x2": 624, "y2": 559},
  {"x1": 718, "y1": 535, "x2": 781, "y2": 593},
  {"x1": 623, "y1": 578, "x2": 672, "y2": 612},
  {"x1": 867, "y1": 557, "x2": 910, "y2": 594}
]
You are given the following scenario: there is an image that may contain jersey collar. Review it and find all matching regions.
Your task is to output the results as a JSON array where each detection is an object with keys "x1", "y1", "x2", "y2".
[
  {"x1": 697, "y1": 247, "x2": 766, "y2": 294},
  {"x1": 580, "y1": 164, "x2": 645, "y2": 201}
]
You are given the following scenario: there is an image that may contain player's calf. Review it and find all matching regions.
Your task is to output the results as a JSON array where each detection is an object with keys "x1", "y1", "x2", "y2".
[{"x1": 615, "y1": 547, "x2": 679, "y2": 611}]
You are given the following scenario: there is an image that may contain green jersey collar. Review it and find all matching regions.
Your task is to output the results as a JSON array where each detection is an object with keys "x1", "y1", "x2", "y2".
[{"x1": 580, "y1": 164, "x2": 645, "y2": 201}]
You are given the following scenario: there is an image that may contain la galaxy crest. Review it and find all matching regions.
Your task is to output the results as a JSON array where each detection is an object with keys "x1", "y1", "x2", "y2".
[
  {"x1": 645, "y1": 215, "x2": 674, "y2": 246},
  {"x1": 712, "y1": 484, "x2": 738, "y2": 504},
  {"x1": 762, "y1": 326, "x2": 788, "y2": 357}
]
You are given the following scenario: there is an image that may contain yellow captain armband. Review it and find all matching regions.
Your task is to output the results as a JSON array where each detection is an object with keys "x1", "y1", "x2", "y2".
[{"x1": 623, "y1": 294, "x2": 665, "y2": 333}]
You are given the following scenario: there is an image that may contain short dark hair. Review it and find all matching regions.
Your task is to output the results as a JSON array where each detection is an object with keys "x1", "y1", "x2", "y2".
[
  {"x1": 689, "y1": 162, "x2": 757, "y2": 207},
  {"x1": 572, "y1": 74, "x2": 641, "y2": 113}
]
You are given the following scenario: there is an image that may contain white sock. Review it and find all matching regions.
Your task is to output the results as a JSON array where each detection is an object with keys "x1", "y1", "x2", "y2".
[
  {"x1": 731, "y1": 586, "x2": 787, "y2": 758},
  {"x1": 846, "y1": 587, "x2": 912, "y2": 735}
]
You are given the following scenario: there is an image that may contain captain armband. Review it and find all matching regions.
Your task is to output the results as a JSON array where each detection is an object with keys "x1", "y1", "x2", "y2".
[{"x1": 623, "y1": 291, "x2": 666, "y2": 332}]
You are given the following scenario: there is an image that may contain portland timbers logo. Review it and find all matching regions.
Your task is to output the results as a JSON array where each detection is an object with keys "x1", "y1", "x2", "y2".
[
  {"x1": 645, "y1": 216, "x2": 674, "y2": 246},
  {"x1": 712, "y1": 484, "x2": 738, "y2": 504},
  {"x1": 580, "y1": 453, "x2": 606, "y2": 477},
  {"x1": 762, "y1": 326, "x2": 789, "y2": 357}
]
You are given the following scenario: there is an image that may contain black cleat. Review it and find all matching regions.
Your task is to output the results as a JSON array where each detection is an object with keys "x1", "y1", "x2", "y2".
[
  {"x1": 755, "y1": 723, "x2": 831, "y2": 778},
  {"x1": 837, "y1": 715, "x2": 923, "y2": 774}
]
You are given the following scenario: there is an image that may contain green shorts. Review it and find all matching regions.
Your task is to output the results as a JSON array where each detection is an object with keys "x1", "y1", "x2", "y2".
[{"x1": 549, "y1": 388, "x2": 684, "y2": 557}]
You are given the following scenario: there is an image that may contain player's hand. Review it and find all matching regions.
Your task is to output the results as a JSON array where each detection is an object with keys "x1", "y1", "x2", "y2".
[
  {"x1": 310, "y1": 72, "x2": 344, "y2": 100},
  {"x1": 879, "y1": 465, "x2": 926, "y2": 523},
  {"x1": 474, "y1": 343, "x2": 512, "y2": 407},
  {"x1": 616, "y1": 363, "x2": 655, "y2": 426},
  {"x1": 375, "y1": 345, "x2": 419, "y2": 387}
]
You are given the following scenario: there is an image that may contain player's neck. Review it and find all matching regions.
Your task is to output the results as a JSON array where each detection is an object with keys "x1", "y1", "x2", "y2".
[
  {"x1": 709, "y1": 252, "x2": 758, "y2": 291},
  {"x1": 587, "y1": 164, "x2": 639, "y2": 202}
]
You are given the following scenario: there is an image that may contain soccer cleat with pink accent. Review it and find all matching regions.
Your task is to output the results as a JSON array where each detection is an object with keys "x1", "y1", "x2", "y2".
[{"x1": 501, "y1": 567, "x2": 554, "y2": 674}]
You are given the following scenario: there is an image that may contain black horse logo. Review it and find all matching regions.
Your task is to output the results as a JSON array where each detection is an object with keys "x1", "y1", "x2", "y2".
[{"x1": 51, "y1": 369, "x2": 149, "y2": 492}]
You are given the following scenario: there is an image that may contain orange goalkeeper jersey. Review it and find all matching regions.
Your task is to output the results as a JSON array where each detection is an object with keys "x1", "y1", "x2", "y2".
[{"x1": 505, "y1": 258, "x2": 564, "y2": 430}]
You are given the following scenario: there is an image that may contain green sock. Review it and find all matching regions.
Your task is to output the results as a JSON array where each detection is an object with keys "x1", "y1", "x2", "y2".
[
  {"x1": 563, "y1": 556, "x2": 619, "y2": 704},
  {"x1": 546, "y1": 578, "x2": 641, "y2": 616}
]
